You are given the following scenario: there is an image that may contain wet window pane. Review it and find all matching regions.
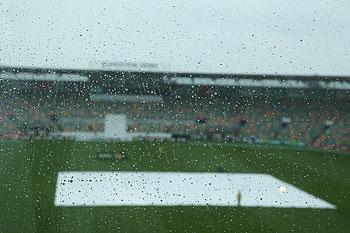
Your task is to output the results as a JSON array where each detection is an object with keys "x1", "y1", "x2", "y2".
[{"x1": 0, "y1": 1, "x2": 349, "y2": 232}]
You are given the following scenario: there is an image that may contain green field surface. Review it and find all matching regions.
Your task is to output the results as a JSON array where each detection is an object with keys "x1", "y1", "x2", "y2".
[{"x1": 0, "y1": 140, "x2": 349, "y2": 233}]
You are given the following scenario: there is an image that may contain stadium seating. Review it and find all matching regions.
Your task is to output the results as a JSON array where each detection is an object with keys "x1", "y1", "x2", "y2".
[{"x1": 0, "y1": 92, "x2": 349, "y2": 152}]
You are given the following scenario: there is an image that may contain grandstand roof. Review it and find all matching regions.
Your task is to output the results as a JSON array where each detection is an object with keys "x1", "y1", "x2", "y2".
[{"x1": 1, "y1": 65, "x2": 350, "y2": 82}]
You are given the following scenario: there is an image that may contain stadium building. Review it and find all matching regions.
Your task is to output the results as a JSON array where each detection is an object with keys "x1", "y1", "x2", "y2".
[{"x1": 0, "y1": 66, "x2": 349, "y2": 151}]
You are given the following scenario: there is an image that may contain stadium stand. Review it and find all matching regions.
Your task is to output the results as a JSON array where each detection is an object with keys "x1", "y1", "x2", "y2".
[
  {"x1": 0, "y1": 90, "x2": 349, "y2": 151},
  {"x1": 0, "y1": 68, "x2": 349, "y2": 152}
]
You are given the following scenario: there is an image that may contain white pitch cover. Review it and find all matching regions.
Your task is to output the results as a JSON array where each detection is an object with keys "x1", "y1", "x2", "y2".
[{"x1": 54, "y1": 172, "x2": 335, "y2": 209}]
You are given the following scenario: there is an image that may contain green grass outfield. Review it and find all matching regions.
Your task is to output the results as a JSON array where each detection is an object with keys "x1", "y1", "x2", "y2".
[{"x1": 0, "y1": 139, "x2": 349, "y2": 233}]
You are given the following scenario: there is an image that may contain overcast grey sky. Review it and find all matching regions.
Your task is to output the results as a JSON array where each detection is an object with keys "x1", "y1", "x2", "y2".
[{"x1": 0, "y1": 0, "x2": 349, "y2": 75}]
